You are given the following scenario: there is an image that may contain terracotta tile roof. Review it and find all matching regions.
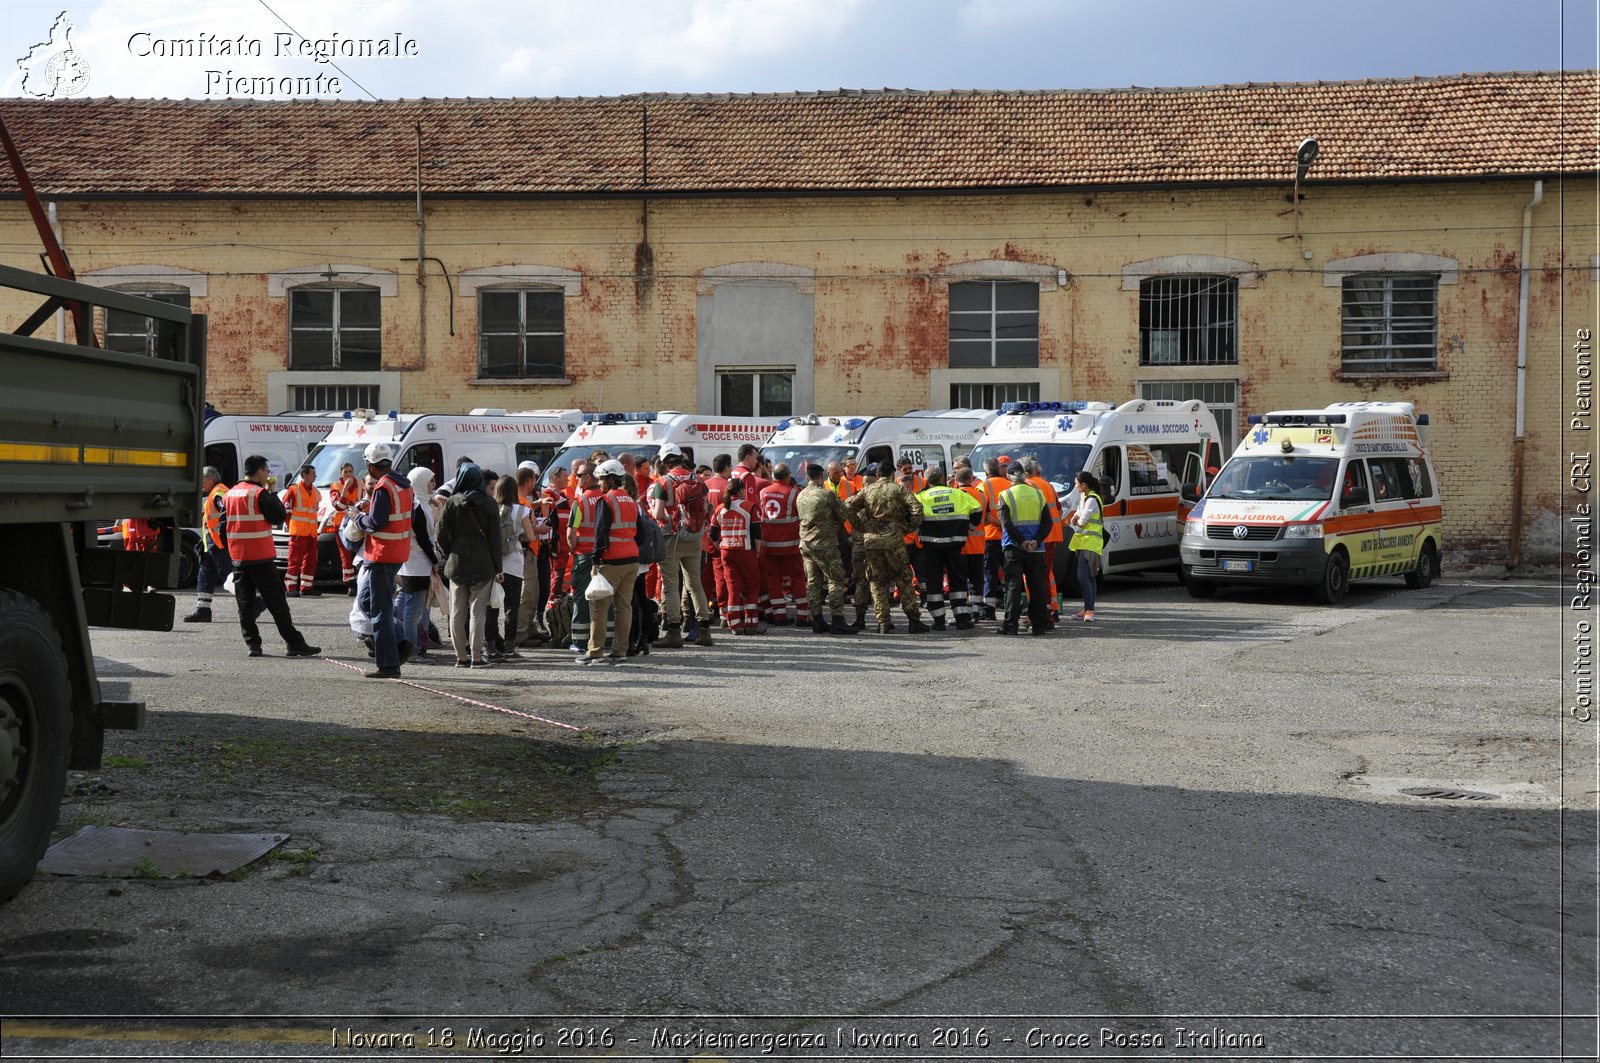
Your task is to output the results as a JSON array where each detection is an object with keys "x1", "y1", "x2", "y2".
[{"x1": 0, "y1": 71, "x2": 1590, "y2": 197}]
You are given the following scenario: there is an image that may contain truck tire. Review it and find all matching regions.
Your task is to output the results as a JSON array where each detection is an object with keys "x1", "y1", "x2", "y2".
[
  {"x1": 177, "y1": 530, "x2": 201, "y2": 589},
  {"x1": 1405, "y1": 541, "x2": 1437, "y2": 590},
  {"x1": 0, "y1": 590, "x2": 71, "y2": 902},
  {"x1": 1317, "y1": 550, "x2": 1350, "y2": 605}
]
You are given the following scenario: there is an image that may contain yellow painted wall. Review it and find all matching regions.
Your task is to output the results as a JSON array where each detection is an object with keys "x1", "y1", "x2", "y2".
[{"x1": 0, "y1": 177, "x2": 1590, "y2": 564}]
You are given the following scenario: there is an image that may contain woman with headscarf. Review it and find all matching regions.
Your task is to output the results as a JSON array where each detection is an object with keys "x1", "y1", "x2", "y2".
[
  {"x1": 398, "y1": 465, "x2": 440, "y2": 659},
  {"x1": 435, "y1": 462, "x2": 502, "y2": 667}
]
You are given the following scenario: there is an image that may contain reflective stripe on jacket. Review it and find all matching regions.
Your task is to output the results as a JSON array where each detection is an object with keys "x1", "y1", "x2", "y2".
[
  {"x1": 1069, "y1": 492, "x2": 1106, "y2": 555},
  {"x1": 283, "y1": 482, "x2": 320, "y2": 537},
  {"x1": 599, "y1": 491, "x2": 639, "y2": 563},
  {"x1": 716, "y1": 500, "x2": 754, "y2": 552},
  {"x1": 758, "y1": 481, "x2": 801, "y2": 553},
  {"x1": 224, "y1": 482, "x2": 276, "y2": 563},
  {"x1": 999, "y1": 483, "x2": 1048, "y2": 551},
  {"x1": 1028, "y1": 475, "x2": 1065, "y2": 543},
  {"x1": 203, "y1": 483, "x2": 227, "y2": 550},
  {"x1": 364, "y1": 476, "x2": 414, "y2": 564}
]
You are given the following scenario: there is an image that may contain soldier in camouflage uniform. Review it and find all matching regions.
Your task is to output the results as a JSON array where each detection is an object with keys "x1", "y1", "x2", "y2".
[
  {"x1": 844, "y1": 461, "x2": 932, "y2": 634},
  {"x1": 797, "y1": 463, "x2": 855, "y2": 635}
]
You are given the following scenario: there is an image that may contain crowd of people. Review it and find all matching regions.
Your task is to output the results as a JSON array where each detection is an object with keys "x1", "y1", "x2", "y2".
[{"x1": 185, "y1": 441, "x2": 1111, "y2": 677}]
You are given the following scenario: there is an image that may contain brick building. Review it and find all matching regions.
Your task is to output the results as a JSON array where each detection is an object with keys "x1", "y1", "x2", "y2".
[{"x1": 0, "y1": 71, "x2": 1593, "y2": 565}]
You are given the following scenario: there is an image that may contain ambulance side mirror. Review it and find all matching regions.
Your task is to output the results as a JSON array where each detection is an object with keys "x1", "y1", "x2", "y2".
[
  {"x1": 1180, "y1": 485, "x2": 1203, "y2": 504},
  {"x1": 1343, "y1": 487, "x2": 1370, "y2": 507}
]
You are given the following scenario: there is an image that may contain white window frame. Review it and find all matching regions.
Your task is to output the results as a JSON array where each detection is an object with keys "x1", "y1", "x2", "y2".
[{"x1": 715, "y1": 366, "x2": 794, "y2": 418}]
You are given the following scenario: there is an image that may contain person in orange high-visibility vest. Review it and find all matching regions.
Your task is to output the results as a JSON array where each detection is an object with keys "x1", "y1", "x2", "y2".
[
  {"x1": 955, "y1": 466, "x2": 991, "y2": 624},
  {"x1": 223, "y1": 454, "x2": 320, "y2": 660},
  {"x1": 326, "y1": 462, "x2": 362, "y2": 593},
  {"x1": 1025, "y1": 458, "x2": 1065, "y2": 622},
  {"x1": 280, "y1": 464, "x2": 322, "y2": 597},
  {"x1": 353, "y1": 442, "x2": 415, "y2": 677},
  {"x1": 581, "y1": 460, "x2": 641, "y2": 664},
  {"x1": 183, "y1": 466, "x2": 233, "y2": 623},
  {"x1": 982, "y1": 457, "x2": 1012, "y2": 618}
]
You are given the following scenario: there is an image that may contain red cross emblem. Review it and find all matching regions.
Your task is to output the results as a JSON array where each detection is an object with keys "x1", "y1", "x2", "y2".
[
  {"x1": 354, "y1": 425, "x2": 367, "y2": 436},
  {"x1": 577, "y1": 427, "x2": 590, "y2": 439},
  {"x1": 635, "y1": 426, "x2": 648, "y2": 439}
]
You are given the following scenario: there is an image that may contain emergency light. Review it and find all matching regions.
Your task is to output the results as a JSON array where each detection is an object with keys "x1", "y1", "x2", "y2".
[
  {"x1": 1250, "y1": 413, "x2": 1349, "y2": 426},
  {"x1": 998, "y1": 400, "x2": 1096, "y2": 415},
  {"x1": 582, "y1": 411, "x2": 659, "y2": 424}
]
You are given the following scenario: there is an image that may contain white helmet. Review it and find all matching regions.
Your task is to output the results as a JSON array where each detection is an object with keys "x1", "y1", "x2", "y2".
[
  {"x1": 658, "y1": 442, "x2": 683, "y2": 458},
  {"x1": 595, "y1": 459, "x2": 626, "y2": 479},
  {"x1": 363, "y1": 442, "x2": 394, "y2": 465}
]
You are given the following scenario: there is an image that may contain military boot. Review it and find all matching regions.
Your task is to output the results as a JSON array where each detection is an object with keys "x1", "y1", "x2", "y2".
[
  {"x1": 654, "y1": 623, "x2": 684, "y2": 649},
  {"x1": 851, "y1": 606, "x2": 867, "y2": 631},
  {"x1": 907, "y1": 617, "x2": 932, "y2": 634},
  {"x1": 932, "y1": 617, "x2": 947, "y2": 631},
  {"x1": 693, "y1": 623, "x2": 714, "y2": 647},
  {"x1": 811, "y1": 616, "x2": 829, "y2": 634},
  {"x1": 183, "y1": 607, "x2": 212, "y2": 623},
  {"x1": 829, "y1": 615, "x2": 856, "y2": 635}
]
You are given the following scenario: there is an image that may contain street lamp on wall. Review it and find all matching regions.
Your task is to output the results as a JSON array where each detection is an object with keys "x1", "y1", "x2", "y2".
[{"x1": 1290, "y1": 137, "x2": 1319, "y2": 242}]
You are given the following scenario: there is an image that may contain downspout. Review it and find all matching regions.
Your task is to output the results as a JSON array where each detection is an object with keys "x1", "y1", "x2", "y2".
[
  {"x1": 1509, "y1": 179, "x2": 1544, "y2": 570},
  {"x1": 415, "y1": 123, "x2": 427, "y2": 370},
  {"x1": 47, "y1": 201, "x2": 63, "y2": 342}
]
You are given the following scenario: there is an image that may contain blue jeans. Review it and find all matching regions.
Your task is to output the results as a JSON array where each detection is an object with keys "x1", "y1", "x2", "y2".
[
  {"x1": 397, "y1": 576, "x2": 430, "y2": 650},
  {"x1": 1077, "y1": 550, "x2": 1100, "y2": 613},
  {"x1": 196, "y1": 543, "x2": 232, "y2": 596},
  {"x1": 365, "y1": 561, "x2": 403, "y2": 667}
]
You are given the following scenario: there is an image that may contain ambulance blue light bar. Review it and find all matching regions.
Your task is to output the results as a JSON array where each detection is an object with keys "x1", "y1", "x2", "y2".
[
  {"x1": 1251, "y1": 413, "x2": 1349, "y2": 426},
  {"x1": 843, "y1": 417, "x2": 867, "y2": 430},
  {"x1": 998, "y1": 401, "x2": 1093, "y2": 414},
  {"x1": 581, "y1": 411, "x2": 658, "y2": 424}
]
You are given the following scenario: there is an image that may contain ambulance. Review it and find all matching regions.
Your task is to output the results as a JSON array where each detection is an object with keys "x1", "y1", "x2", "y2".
[
  {"x1": 541, "y1": 411, "x2": 780, "y2": 486},
  {"x1": 760, "y1": 410, "x2": 998, "y2": 474},
  {"x1": 967, "y1": 398, "x2": 1223, "y2": 589},
  {"x1": 292, "y1": 407, "x2": 583, "y2": 580},
  {"x1": 1179, "y1": 402, "x2": 1442, "y2": 604}
]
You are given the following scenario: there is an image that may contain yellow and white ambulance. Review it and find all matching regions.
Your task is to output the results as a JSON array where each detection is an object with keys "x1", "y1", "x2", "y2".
[
  {"x1": 967, "y1": 398, "x2": 1223, "y2": 588},
  {"x1": 760, "y1": 410, "x2": 998, "y2": 474},
  {"x1": 1179, "y1": 401, "x2": 1443, "y2": 603}
]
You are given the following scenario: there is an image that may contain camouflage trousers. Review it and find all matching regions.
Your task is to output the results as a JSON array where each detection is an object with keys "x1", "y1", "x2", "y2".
[
  {"x1": 800, "y1": 542, "x2": 848, "y2": 615},
  {"x1": 860, "y1": 539, "x2": 922, "y2": 626}
]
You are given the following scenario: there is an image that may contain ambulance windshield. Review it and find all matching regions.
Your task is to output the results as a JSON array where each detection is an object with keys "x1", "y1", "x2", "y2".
[
  {"x1": 966, "y1": 443, "x2": 1091, "y2": 493},
  {"x1": 1207, "y1": 456, "x2": 1339, "y2": 502},
  {"x1": 760, "y1": 445, "x2": 855, "y2": 473},
  {"x1": 305, "y1": 443, "x2": 371, "y2": 487},
  {"x1": 541, "y1": 444, "x2": 663, "y2": 488}
]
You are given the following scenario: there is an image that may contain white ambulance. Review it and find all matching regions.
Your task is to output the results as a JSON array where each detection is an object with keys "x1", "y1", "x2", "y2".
[
  {"x1": 201, "y1": 412, "x2": 344, "y2": 490},
  {"x1": 760, "y1": 410, "x2": 998, "y2": 474},
  {"x1": 541, "y1": 411, "x2": 781, "y2": 485},
  {"x1": 293, "y1": 408, "x2": 583, "y2": 580},
  {"x1": 967, "y1": 398, "x2": 1223, "y2": 588},
  {"x1": 1179, "y1": 401, "x2": 1442, "y2": 604}
]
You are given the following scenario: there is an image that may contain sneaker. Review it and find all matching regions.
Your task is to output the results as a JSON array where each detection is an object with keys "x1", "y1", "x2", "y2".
[
  {"x1": 1082, "y1": 615, "x2": 1097, "y2": 624},
  {"x1": 286, "y1": 589, "x2": 300, "y2": 598},
  {"x1": 471, "y1": 658, "x2": 491, "y2": 668},
  {"x1": 502, "y1": 649, "x2": 523, "y2": 660},
  {"x1": 183, "y1": 608, "x2": 212, "y2": 623},
  {"x1": 365, "y1": 666, "x2": 402, "y2": 679},
  {"x1": 247, "y1": 644, "x2": 264, "y2": 657},
  {"x1": 456, "y1": 659, "x2": 472, "y2": 668},
  {"x1": 397, "y1": 640, "x2": 414, "y2": 665},
  {"x1": 285, "y1": 644, "x2": 322, "y2": 658}
]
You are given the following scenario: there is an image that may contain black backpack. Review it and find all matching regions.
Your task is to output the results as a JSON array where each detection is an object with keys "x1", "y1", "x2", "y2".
[{"x1": 635, "y1": 509, "x2": 666, "y2": 565}]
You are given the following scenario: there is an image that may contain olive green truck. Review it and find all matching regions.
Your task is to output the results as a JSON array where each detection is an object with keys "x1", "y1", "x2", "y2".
[{"x1": 0, "y1": 264, "x2": 205, "y2": 899}]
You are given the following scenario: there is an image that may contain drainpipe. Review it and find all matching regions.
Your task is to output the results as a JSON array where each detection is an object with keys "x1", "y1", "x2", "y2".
[
  {"x1": 1509, "y1": 180, "x2": 1543, "y2": 571},
  {"x1": 47, "y1": 201, "x2": 64, "y2": 342},
  {"x1": 414, "y1": 123, "x2": 427, "y2": 370}
]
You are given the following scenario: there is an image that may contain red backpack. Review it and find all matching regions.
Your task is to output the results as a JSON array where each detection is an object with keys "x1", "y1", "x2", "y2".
[{"x1": 672, "y1": 472, "x2": 709, "y2": 534}]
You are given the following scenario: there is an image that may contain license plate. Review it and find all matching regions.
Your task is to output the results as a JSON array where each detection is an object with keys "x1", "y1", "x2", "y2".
[{"x1": 1222, "y1": 559, "x2": 1254, "y2": 573}]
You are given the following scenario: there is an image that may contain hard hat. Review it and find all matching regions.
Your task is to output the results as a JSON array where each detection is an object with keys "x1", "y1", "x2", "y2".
[
  {"x1": 363, "y1": 442, "x2": 394, "y2": 465},
  {"x1": 658, "y1": 442, "x2": 683, "y2": 458},
  {"x1": 517, "y1": 459, "x2": 541, "y2": 476},
  {"x1": 595, "y1": 459, "x2": 626, "y2": 479}
]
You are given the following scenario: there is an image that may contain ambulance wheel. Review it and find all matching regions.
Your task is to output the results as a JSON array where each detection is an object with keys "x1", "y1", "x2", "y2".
[
  {"x1": 1185, "y1": 576, "x2": 1217, "y2": 599},
  {"x1": 0, "y1": 591, "x2": 71, "y2": 903},
  {"x1": 1318, "y1": 550, "x2": 1350, "y2": 605},
  {"x1": 1405, "y1": 542, "x2": 1437, "y2": 590}
]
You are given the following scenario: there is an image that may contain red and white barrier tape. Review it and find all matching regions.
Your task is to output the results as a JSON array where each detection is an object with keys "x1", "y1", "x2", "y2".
[{"x1": 322, "y1": 657, "x2": 587, "y2": 732}]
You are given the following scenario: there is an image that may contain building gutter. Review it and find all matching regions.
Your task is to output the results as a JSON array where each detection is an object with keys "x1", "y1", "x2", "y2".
[{"x1": 1509, "y1": 179, "x2": 1544, "y2": 571}]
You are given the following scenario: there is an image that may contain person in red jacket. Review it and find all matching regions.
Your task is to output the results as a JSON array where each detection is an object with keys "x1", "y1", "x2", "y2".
[
  {"x1": 222, "y1": 454, "x2": 319, "y2": 659},
  {"x1": 714, "y1": 478, "x2": 760, "y2": 634},
  {"x1": 757, "y1": 464, "x2": 809, "y2": 626}
]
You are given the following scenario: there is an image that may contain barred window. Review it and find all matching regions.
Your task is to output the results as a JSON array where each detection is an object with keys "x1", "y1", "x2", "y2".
[
  {"x1": 949, "y1": 382, "x2": 1040, "y2": 408},
  {"x1": 291, "y1": 384, "x2": 379, "y2": 412},
  {"x1": 1139, "y1": 276, "x2": 1237, "y2": 365},
  {"x1": 1140, "y1": 379, "x2": 1239, "y2": 459},
  {"x1": 949, "y1": 281, "x2": 1039, "y2": 368},
  {"x1": 289, "y1": 287, "x2": 381, "y2": 371},
  {"x1": 1341, "y1": 274, "x2": 1438, "y2": 371},
  {"x1": 103, "y1": 290, "x2": 190, "y2": 359},
  {"x1": 479, "y1": 289, "x2": 566, "y2": 378}
]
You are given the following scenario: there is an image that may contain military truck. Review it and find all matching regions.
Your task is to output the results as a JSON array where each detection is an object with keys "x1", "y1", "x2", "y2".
[{"x1": 0, "y1": 264, "x2": 204, "y2": 899}]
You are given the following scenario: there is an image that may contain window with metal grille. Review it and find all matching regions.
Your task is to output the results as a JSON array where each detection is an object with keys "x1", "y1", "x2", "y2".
[
  {"x1": 290, "y1": 384, "x2": 379, "y2": 412},
  {"x1": 479, "y1": 289, "x2": 566, "y2": 378},
  {"x1": 1139, "y1": 275, "x2": 1237, "y2": 365},
  {"x1": 948, "y1": 281, "x2": 1039, "y2": 368},
  {"x1": 1341, "y1": 273, "x2": 1438, "y2": 371},
  {"x1": 949, "y1": 382, "x2": 1041, "y2": 408},
  {"x1": 1139, "y1": 379, "x2": 1239, "y2": 459},
  {"x1": 289, "y1": 287, "x2": 381, "y2": 370},
  {"x1": 717, "y1": 368, "x2": 793, "y2": 417},
  {"x1": 102, "y1": 290, "x2": 190, "y2": 359}
]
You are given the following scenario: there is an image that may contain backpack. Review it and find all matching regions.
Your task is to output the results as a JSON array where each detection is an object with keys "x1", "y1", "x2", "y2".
[
  {"x1": 673, "y1": 474, "x2": 709, "y2": 535},
  {"x1": 545, "y1": 594, "x2": 571, "y2": 646},
  {"x1": 635, "y1": 509, "x2": 666, "y2": 564},
  {"x1": 498, "y1": 503, "x2": 519, "y2": 553}
]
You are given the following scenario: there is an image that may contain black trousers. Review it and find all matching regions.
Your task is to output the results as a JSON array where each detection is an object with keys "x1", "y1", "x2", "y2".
[
  {"x1": 233, "y1": 559, "x2": 309, "y2": 652},
  {"x1": 916, "y1": 542, "x2": 968, "y2": 621},
  {"x1": 1001, "y1": 547, "x2": 1050, "y2": 633}
]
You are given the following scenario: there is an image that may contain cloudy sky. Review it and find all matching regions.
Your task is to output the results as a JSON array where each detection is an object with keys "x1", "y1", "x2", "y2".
[{"x1": 2, "y1": 0, "x2": 1595, "y2": 101}]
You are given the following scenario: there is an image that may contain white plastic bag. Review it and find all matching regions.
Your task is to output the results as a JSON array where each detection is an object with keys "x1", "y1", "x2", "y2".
[
  {"x1": 489, "y1": 580, "x2": 505, "y2": 610},
  {"x1": 585, "y1": 569, "x2": 614, "y2": 601}
]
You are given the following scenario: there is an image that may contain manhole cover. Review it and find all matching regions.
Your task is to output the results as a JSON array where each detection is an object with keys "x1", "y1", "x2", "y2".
[{"x1": 1399, "y1": 787, "x2": 1499, "y2": 802}]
